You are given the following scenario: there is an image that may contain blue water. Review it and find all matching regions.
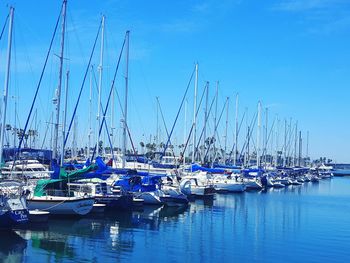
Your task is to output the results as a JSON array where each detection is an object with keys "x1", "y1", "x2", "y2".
[{"x1": 1, "y1": 177, "x2": 350, "y2": 262}]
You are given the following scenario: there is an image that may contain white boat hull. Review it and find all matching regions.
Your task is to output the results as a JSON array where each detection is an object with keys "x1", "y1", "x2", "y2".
[
  {"x1": 133, "y1": 192, "x2": 162, "y2": 205},
  {"x1": 245, "y1": 180, "x2": 263, "y2": 190},
  {"x1": 27, "y1": 196, "x2": 94, "y2": 216}
]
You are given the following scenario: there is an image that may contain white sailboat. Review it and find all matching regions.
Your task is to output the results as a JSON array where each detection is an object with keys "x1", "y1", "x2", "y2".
[
  {"x1": 27, "y1": 195, "x2": 94, "y2": 216},
  {"x1": 212, "y1": 174, "x2": 246, "y2": 192},
  {"x1": 0, "y1": 7, "x2": 29, "y2": 229},
  {"x1": 26, "y1": 0, "x2": 96, "y2": 216}
]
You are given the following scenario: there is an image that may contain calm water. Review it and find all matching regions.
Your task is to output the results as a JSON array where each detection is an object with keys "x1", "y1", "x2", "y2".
[{"x1": 1, "y1": 177, "x2": 350, "y2": 263}]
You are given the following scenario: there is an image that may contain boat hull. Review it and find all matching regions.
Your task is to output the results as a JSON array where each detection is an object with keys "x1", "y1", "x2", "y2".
[
  {"x1": 214, "y1": 183, "x2": 246, "y2": 192},
  {"x1": 245, "y1": 181, "x2": 263, "y2": 190},
  {"x1": 0, "y1": 209, "x2": 29, "y2": 228},
  {"x1": 27, "y1": 197, "x2": 94, "y2": 216},
  {"x1": 133, "y1": 192, "x2": 162, "y2": 205},
  {"x1": 96, "y1": 195, "x2": 134, "y2": 210},
  {"x1": 160, "y1": 195, "x2": 189, "y2": 207}
]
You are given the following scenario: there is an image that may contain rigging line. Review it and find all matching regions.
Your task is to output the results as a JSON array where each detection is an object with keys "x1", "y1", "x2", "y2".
[
  {"x1": 181, "y1": 82, "x2": 209, "y2": 160},
  {"x1": 0, "y1": 12, "x2": 9, "y2": 41},
  {"x1": 64, "y1": 18, "x2": 102, "y2": 147},
  {"x1": 17, "y1": 2, "x2": 63, "y2": 155},
  {"x1": 91, "y1": 31, "x2": 127, "y2": 161},
  {"x1": 191, "y1": 95, "x2": 216, "y2": 160},
  {"x1": 261, "y1": 117, "x2": 276, "y2": 158},
  {"x1": 41, "y1": 114, "x2": 52, "y2": 149},
  {"x1": 228, "y1": 110, "x2": 246, "y2": 160},
  {"x1": 161, "y1": 66, "x2": 196, "y2": 159},
  {"x1": 204, "y1": 98, "x2": 228, "y2": 161},
  {"x1": 239, "y1": 111, "x2": 257, "y2": 158},
  {"x1": 90, "y1": 65, "x2": 116, "y2": 161},
  {"x1": 159, "y1": 84, "x2": 206, "y2": 159},
  {"x1": 67, "y1": 9, "x2": 86, "y2": 64},
  {"x1": 113, "y1": 80, "x2": 137, "y2": 157},
  {"x1": 286, "y1": 123, "x2": 295, "y2": 160},
  {"x1": 156, "y1": 97, "x2": 176, "y2": 158},
  {"x1": 184, "y1": 82, "x2": 206, "y2": 147}
]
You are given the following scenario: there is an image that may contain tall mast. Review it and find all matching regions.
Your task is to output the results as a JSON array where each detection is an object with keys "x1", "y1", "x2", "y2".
[
  {"x1": 294, "y1": 121, "x2": 298, "y2": 167},
  {"x1": 275, "y1": 116, "x2": 279, "y2": 167},
  {"x1": 264, "y1": 107, "x2": 268, "y2": 167},
  {"x1": 88, "y1": 66, "x2": 93, "y2": 158},
  {"x1": 283, "y1": 119, "x2": 287, "y2": 167},
  {"x1": 213, "y1": 81, "x2": 219, "y2": 162},
  {"x1": 96, "y1": 15, "x2": 105, "y2": 156},
  {"x1": 202, "y1": 81, "x2": 209, "y2": 164},
  {"x1": 73, "y1": 116, "x2": 77, "y2": 157},
  {"x1": 247, "y1": 125, "x2": 250, "y2": 167},
  {"x1": 122, "y1": 30, "x2": 130, "y2": 168},
  {"x1": 191, "y1": 63, "x2": 198, "y2": 163},
  {"x1": 156, "y1": 97, "x2": 159, "y2": 150},
  {"x1": 234, "y1": 93, "x2": 238, "y2": 166},
  {"x1": 52, "y1": 0, "x2": 67, "y2": 161},
  {"x1": 306, "y1": 130, "x2": 309, "y2": 159},
  {"x1": 224, "y1": 97, "x2": 229, "y2": 163},
  {"x1": 13, "y1": 96, "x2": 17, "y2": 148},
  {"x1": 183, "y1": 99, "x2": 187, "y2": 165},
  {"x1": 243, "y1": 107, "x2": 248, "y2": 167},
  {"x1": 0, "y1": 7, "x2": 14, "y2": 165},
  {"x1": 61, "y1": 70, "x2": 69, "y2": 165},
  {"x1": 298, "y1": 131, "x2": 302, "y2": 166},
  {"x1": 256, "y1": 101, "x2": 261, "y2": 168},
  {"x1": 288, "y1": 118, "x2": 292, "y2": 166},
  {"x1": 111, "y1": 79, "x2": 115, "y2": 145}
]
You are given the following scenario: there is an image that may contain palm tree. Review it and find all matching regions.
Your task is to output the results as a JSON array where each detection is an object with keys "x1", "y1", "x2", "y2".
[{"x1": 140, "y1": 141, "x2": 145, "y2": 154}]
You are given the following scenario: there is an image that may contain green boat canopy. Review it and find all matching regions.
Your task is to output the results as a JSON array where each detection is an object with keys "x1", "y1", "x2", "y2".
[{"x1": 33, "y1": 164, "x2": 97, "y2": 197}]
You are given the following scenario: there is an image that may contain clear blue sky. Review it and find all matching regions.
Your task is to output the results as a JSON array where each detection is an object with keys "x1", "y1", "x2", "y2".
[{"x1": 0, "y1": 0, "x2": 349, "y2": 162}]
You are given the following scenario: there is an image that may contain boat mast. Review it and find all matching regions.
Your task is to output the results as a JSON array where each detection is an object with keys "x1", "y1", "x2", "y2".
[
  {"x1": 52, "y1": 0, "x2": 67, "y2": 162},
  {"x1": 202, "y1": 81, "x2": 209, "y2": 164},
  {"x1": 256, "y1": 101, "x2": 261, "y2": 168},
  {"x1": 88, "y1": 66, "x2": 93, "y2": 159},
  {"x1": 264, "y1": 107, "x2": 268, "y2": 167},
  {"x1": 191, "y1": 63, "x2": 198, "y2": 163},
  {"x1": 13, "y1": 96, "x2": 17, "y2": 148},
  {"x1": 306, "y1": 130, "x2": 309, "y2": 160},
  {"x1": 156, "y1": 97, "x2": 159, "y2": 151},
  {"x1": 183, "y1": 99, "x2": 187, "y2": 165},
  {"x1": 224, "y1": 97, "x2": 229, "y2": 164},
  {"x1": 247, "y1": 125, "x2": 250, "y2": 167},
  {"x1": 110, "y1": 78, "x2": 115, "y2": 147},
  {"x1": 61, "y1": 70, "x2": 69, "y2": 165},
  {"x1": 275, "y1": 116, "x2": 279, "y2": 167},
  {"x1": 213, "y1": 81, "x2": 219, "y2": 163},
  {"x1": 234, "y1": 93, "x2": 238, "y2": 166},
  {"x1": 96, "y1": 15, "x2": 105, "y2": 156},
  {"x1": 298, "y1": 130, "x2": 302, "y2": 166},
  {"x1": 0, "y1": 6, "x2": 14, "y2": 165},
  {"x1": 73, "y1": 116, "x2": 77, "y2": 157},
  {"x1": 122, "y1": 31, "x2": 130, "y2": 169},
  {"x1": 294, "y1": 121, "x2": 298, "y2": 167}
]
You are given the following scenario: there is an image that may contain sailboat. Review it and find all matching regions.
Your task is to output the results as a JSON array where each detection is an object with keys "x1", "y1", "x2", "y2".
[
  {"x1": 25, "y1": 0, "x2": 95, "y2": 216},
  {"x1": 26, "y1": 181, "x2": 94, "y2": 216},
  {"x1": 0, "y1": 7, "x2": 29, "y2": 228},
  {"x1": 0, "y1": 180, "x2": 29, "y2": 228}
]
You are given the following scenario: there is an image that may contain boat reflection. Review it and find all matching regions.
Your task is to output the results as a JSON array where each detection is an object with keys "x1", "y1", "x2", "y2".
[
  {"x1": 0, "y1": 231, "x2": 27, "y2": 263},
  {"x1": 13, "y1": 205, "x2": 190, "y2": 261}
]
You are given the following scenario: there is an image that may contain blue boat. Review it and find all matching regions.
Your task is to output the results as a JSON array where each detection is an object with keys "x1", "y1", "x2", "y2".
[{"x1": 0, "y1": 180, "x2": 29, "y2": 229}]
